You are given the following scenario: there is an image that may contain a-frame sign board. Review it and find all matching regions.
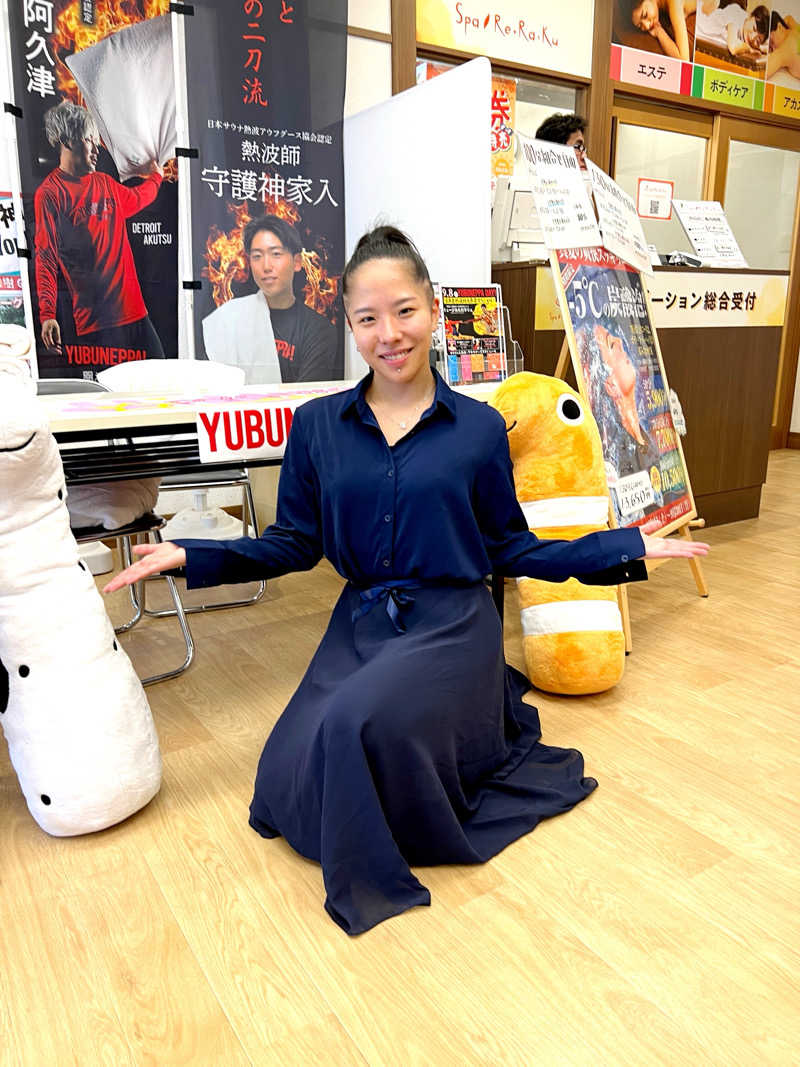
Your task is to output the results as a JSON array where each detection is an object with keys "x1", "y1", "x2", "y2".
[{"x1": 548, "y1": 246, "x2": 708, "y2": 647}]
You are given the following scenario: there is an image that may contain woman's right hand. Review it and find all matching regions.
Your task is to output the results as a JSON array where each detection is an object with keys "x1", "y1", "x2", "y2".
[{"x1": 103, "y1": 542, "x2": 186, "y2": 593}]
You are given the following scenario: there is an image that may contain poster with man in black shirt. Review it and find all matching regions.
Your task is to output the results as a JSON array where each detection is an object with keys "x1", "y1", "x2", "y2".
[
  {"x1": 202, "y1": 215, "x2": 336, "y2": 382},
  {"x1": 185, "y1": 0, "x2": 346, "y2": 383}
]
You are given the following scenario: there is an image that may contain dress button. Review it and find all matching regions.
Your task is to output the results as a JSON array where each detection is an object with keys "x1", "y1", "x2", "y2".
[
  {"x1": 621, "y1": 555, "x2": 629, "y2": 563},
  {"x1": 382, "y1": 559, "x2": 390, "y2": 567},
  {"x1": 384, "y1": 514, "x2": 391, "y2": 523},
  {"x1": 387, "y1": 470, "x2": 394, "y2": 477}
]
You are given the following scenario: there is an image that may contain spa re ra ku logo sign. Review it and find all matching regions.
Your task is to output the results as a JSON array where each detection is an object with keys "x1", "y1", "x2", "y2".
[
  {"x1": 452, "y1": 3, "x2": 560, "y2": 48},
  {"x1": 417, "y1": 2, "x2": 594, "y2": 79}
]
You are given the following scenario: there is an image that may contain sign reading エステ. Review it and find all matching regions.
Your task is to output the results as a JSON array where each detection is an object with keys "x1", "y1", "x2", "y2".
[{"x1": 416, "y1": 1, "x2": 594, "y2": 78}]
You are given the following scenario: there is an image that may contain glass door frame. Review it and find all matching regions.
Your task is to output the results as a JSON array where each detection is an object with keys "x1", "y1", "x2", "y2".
[
  {"x1": 710, "y1": 117, "x2": 800, "y2": 449},
  {"x1": 610, "y1": 97, "x2": 716, "y2": 197}
]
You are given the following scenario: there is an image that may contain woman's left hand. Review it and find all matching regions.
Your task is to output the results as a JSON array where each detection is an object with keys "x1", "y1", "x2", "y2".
[{"x1": 640, "y1": 532, "x2": 710, "y2": 560}]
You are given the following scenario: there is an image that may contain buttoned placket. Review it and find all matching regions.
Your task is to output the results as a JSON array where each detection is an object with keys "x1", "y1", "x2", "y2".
[{"x1": 358, "y1": 401, "x2": 436, "y2": 575}]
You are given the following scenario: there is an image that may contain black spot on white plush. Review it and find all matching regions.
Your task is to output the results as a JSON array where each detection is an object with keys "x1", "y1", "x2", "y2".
[
  {"x1": 19, "y1": 665, "x2": 30, "y2": 678},
  {"x1": 41, "y1": 795, "x2": 51, "y2": 805},
  {"x1": 0, "y1": 656, "x2": 8, "y2": 714}
]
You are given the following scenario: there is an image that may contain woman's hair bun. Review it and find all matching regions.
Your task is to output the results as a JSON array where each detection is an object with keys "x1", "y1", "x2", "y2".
[{"x1": 344, "y1": 225, "x2": 432, "y2": 298}]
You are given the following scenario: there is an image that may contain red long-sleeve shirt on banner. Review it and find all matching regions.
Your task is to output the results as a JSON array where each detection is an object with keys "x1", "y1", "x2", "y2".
[{"x1": 34, "y1": 170, "x2": 161, "y2": 336}]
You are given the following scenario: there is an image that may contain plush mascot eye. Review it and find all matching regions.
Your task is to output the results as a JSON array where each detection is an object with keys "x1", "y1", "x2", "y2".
[{"x1": 556, "y1": 394, "x2": 584, "y2": 426}]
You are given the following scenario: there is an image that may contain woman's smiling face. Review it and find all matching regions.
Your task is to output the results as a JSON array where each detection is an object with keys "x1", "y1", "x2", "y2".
[
  {"x1": 633, "y1": 0, "x2": 659, "y2": 32},
  {"x1": 344, "y1": 258, "x2": 439, "y2": 390}
]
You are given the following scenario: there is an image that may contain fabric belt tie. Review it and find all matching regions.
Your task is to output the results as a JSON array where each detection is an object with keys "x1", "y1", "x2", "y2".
[{"x1": 351, "y1": 581, "x2": 420, "y2": 634}]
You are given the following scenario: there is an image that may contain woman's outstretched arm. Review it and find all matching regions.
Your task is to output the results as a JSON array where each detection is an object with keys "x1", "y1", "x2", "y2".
[
  {"x1": 474, "y1": 417, "x2": 708, "y2": 584},
  {"x1": 103, "y1": 405, "x2": 324, "y2": 593},
  {"x1": 667, "y1": 0, "x2": 691, "y2": 59}
]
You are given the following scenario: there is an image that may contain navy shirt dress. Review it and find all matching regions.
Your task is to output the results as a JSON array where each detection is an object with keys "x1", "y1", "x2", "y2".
[{"x1": 175, "y1": 372, "x2": 646, "y2": 935}]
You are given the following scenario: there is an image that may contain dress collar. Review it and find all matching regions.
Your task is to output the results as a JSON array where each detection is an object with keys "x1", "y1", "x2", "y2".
[{"x1": 340, "y1": 369, "x2": 457, "y2": 423}]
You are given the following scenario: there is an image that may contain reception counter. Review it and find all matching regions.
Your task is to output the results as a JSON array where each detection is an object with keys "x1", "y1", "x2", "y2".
[{"x1": 492, "y1": 260, "x2": 789, "y2": 527}]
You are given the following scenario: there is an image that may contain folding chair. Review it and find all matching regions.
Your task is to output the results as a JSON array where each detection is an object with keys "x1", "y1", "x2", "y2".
[{"x1": 37, "y1": 377, "x2": 195, "y2": 685}]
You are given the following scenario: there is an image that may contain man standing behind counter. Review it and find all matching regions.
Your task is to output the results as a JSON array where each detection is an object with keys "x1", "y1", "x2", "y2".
[{"x1": 203, "y1": 215, "x2": 338, "y2": 384}]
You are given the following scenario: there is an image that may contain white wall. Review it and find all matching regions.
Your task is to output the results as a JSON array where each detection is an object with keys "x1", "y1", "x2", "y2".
[
  {"x1": 343, "y1": 57, "x2": 492, "y2": 377},
  {"x1": 348, "y1": 0, "x2": 391, "y2": 34},
  {"x1": 345, "y1": 35, "x2": 392, "y2": 118}
]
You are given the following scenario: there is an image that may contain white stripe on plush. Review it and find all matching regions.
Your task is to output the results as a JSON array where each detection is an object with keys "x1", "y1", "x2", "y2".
[
  {"x1": 520, "y1": 599, "x2": 623, "y2": 636},
  {"x1": 520, "y1": 496, "x2": 609, "y2": 530}
]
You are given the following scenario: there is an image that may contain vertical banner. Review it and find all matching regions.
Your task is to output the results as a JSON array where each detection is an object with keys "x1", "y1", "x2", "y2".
[
  {"x1": 555, "y1": 248, "x2": 694, "y2": 534},
  {"x1": 186, "y1": 0, "x2": 347, "y2": 384},
  {"x1": 7, "y1": 0, "x2": 179, "y2": 378},
  {"x1": 490, "y1": 75, "x2": 516, "y2": 191}
]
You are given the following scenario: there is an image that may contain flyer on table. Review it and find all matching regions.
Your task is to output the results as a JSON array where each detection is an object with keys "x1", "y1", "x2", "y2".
[{"x1": 672, "y1": 199, "x2": 748, "y2": 268}]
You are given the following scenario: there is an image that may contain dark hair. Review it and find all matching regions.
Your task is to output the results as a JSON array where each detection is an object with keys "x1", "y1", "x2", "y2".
[
  {"x1": 342, "y1": 226, "x2": 433, "y2": 299},
  {"x1": 242, "y1": 215, "x2": 302, "y2": 256},
  {"x1": 770, "y1": 10, "x2": 789, "y2": 33},
  {"x1": 534, "y1": 113, "x2": 587, "y2": 145},
  {"x1": 751, "y1": 5, "x2": 770, "y2": 38}
]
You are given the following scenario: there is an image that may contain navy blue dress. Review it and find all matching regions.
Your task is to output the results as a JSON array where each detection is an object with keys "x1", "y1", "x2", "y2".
[{"x1": 176, "y1": 372, "x2": 646, "y2": 934}]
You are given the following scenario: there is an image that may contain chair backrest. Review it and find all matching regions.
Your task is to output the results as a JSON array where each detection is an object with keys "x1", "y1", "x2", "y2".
[
  {"x1": 36, "y1": 378, "x2": 109, "y2": 395},
  {"x1": 97, "y1": 359, "x2": 246, "y2": 394}
]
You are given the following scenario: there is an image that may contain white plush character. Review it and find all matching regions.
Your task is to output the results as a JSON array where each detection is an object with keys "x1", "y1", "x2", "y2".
[{"x1": 0, "y1": 358, "x2": 161, "y2": 835}]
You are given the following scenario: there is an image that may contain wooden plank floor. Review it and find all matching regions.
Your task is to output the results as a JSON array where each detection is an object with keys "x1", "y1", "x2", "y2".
[{"x1": 2, "y1": 451, "x2": 798, "y2": 1066}]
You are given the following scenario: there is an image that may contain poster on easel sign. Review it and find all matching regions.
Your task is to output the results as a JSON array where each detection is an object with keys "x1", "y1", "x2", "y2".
[{"x1": 552, "y1": 247, "x2": 696, "y2": 535}]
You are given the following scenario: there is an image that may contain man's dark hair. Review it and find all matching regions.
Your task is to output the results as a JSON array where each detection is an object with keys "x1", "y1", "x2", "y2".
[
  {"x1": 535, "y1": 113, "x2": 587, "y2": 145},
  {"x1": 243, "y1": 214, "x2": 302, "y2": 256}
]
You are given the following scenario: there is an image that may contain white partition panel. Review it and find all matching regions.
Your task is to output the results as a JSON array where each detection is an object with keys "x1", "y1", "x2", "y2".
[{"x1": 343, "y1": 57, "x2": 491, "y2": 377}]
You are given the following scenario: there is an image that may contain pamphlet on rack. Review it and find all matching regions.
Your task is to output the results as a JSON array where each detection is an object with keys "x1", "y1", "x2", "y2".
[
  {"x1": 517, "y1": 133, "x2": 602, "y2": 250},
  {"x1": 588, "y1": 163, "x2": 653, "y2": 277},
  {"x1": 438, "y1": 285, "x2": 506, "y2": 386},
  {"x1": 671, "y1": 200, "x2": 748, "y2": 269}
]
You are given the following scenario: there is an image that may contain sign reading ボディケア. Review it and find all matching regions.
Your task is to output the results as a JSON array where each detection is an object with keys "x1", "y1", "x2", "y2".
[{"x1": 416, "y1": 1, "x2": 594, "y2": 78}]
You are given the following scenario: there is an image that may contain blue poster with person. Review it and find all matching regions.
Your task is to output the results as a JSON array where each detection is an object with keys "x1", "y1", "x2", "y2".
[{"x1": 558, "y1": 246, "x2": 695, "y2": 533}]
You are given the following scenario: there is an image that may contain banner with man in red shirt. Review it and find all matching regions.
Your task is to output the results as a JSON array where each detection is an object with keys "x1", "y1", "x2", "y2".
[{"x1": 8, "y1": 0, "x2": 178, "y2": 379}]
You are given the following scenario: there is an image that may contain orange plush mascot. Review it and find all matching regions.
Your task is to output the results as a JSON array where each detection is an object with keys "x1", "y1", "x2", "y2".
[{"x1": 490, "y1": 372, "x2": 625, "y2": 694}]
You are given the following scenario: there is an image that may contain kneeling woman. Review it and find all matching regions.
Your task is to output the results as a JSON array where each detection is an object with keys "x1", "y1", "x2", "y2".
[{"x1": 105, "y1": 227, "x2": 708, "y2": 935}]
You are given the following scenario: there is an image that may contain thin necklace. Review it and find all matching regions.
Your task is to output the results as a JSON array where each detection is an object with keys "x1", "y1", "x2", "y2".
[{"x1": 372, "y1": 382, "x2": 436, "y2": 431}]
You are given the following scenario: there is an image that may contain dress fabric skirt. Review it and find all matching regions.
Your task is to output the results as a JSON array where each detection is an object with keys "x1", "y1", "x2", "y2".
[{"x1": 249, "y1": 582, "x2": 597, "y2": 935}]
